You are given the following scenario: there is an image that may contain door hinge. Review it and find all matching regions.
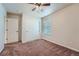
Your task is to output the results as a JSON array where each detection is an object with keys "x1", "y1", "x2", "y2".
[
  {"x1": 6, "y1": 20, "x2": 8, "y2": 22},
  {"x1": 6, "y1": 29, "x2": 8, "y2": 31}
]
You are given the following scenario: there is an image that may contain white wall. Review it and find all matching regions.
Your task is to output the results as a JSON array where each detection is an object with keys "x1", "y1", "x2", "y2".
[
  {"x1": 22, "y1": 13, "x2": 41, "y2": 43},
  {"x1": 0, "y1": 4, "x2": 6, "y2": 52},
  {"x1": 42, "y1": 4, "x2": 79, "y2": 52}
]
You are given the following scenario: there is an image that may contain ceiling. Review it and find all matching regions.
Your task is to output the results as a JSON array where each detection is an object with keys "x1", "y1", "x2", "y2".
[{"x1": 3, "y1": 3, "x2": 72, "y2": 18}]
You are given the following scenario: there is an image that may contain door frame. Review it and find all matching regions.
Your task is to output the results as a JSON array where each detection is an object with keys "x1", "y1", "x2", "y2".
[{"x1": 5, "y1": 12, "x2": 22, "y2": 43}]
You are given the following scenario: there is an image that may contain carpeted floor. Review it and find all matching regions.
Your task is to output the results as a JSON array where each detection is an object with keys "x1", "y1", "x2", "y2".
[{"x1": 0, "y1": 39, "x2": 79, "y2": 56}]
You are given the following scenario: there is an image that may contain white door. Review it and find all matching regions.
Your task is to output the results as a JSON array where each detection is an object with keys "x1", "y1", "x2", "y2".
[
  {"x1": 6, "y1": 15, "x2": 19, "y2": 43},
  {"x1": 22, "y1": 16, "x2": 40, "y2": 43}
]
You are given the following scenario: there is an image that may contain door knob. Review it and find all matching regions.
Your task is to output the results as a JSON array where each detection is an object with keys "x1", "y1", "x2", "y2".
[
  {"x1": 16, "y1": 31, "x2": 19, "y2": 32},
  {"x1": 6, "y1": 38, "x2": 8, "y2": 40}
]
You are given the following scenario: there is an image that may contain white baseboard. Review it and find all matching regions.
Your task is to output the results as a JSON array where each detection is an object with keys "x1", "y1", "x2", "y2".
[{"x1": 43, "y1": 38, "x2": 79, "y2": 52}]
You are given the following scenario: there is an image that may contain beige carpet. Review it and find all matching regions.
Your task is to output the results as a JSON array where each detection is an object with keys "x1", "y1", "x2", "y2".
[{"x1": 0, "y1": 39, "x2": 79, "y2": 56}]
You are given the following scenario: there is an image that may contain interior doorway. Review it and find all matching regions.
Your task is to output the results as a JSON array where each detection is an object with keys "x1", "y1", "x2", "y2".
[{"x1": 5, "y1": 12, "x2": 22, "y2": 44}]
